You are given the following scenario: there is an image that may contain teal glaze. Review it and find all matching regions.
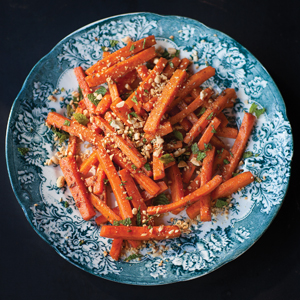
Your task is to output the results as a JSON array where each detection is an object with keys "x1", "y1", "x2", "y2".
[{"x1": 6, "y1": 13, "x2": 293, "y2": 285}]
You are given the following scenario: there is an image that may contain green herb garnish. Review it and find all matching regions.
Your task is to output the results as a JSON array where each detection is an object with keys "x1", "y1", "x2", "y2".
[
  {"x1": 128, "y1": 112, "x2": 138, "y2": 120},
  {"x1": 243, "y1": 151, "x2": 253, "y2": 159},
  {"x1": 206, "y1": 112, "x2": 214, "y2": 120},
  {"x1": 143, "y1": 39, "x2": 146, "y2": 49},
  {"x1": 136, "y1": 206, "x2": 142, "y2": 226},
  {"x1": 129, "y1": 44, "x2": 135, "y2": 51},
  {"x1": 211, "y1": 125, "x2": 217, "y2": 133},
  {"x1": 125, "y1": 253, "x2": 143, "y2": 262},
  {"x1": 159, "y1": 154, "x2": 175, "y2": 164},
  {"x1": 131, "y1": 96, "x2": 138, "y2": 105},
  {"x1": 223, "y1": 159, "x2": 230, "y2": 165},
  {"x1": 215, "y1": 199, "x2": 229, "y2": 208},
  {"x1": 63, "y1": 120, "x2": 70, "y2": 126},
  {"x1": 109, "y1": 40, "x2": 119, "y2": 47},
  {"x1": 64, "y1": 201, "x2": 69, "y2": 208},
  {"x1": 173, "y1": 130, "x2": 183, "y2": 141},
  {"x1": 169, "y1": 61, "x2": 174, "y2": 68},
  {"x1": 103, "y1": 179, "x2": 109, "y2": 185},
  {"x1": 87, "y1": 93, "x2": 100, "y2": 106},
  {"x1": 197, "y1": 107, "x2": 206, "y2": 116},
  {"x1": 196, "y1": 151, "x2": 206, "y2": 161},
  {"x1": 79, "y1": 240, "x2": 85, "y2": 246},
  {"x1": 18, "y1": 147, "x2": 29, "y2": 156},
  {"x1": 113, "y1": 218, "x2": 132, "y2": 226},
  {"x1": 67, "y1": 104, "x2": 74, "y2": 118},
  {"x1": 144, "y1": 163, "x2": 151, "y2": 171},
  {"x1": 126, "y1": 196, "x2": 133, "y2": 200},
  {"x1": 51, "y1": 128, "x2": 69, "y2": 143},
  {"x1": 131, "y1": 164, "x2": 137, "y2": 170},
  {"x1": 249, "y1": 103, "x2": 266, "y2": 118},
  {"x1": 152, "y1": 194, "x2": 170, "y2": 206},
  {"x1": 191, "y1": 143, "x2": 200, "y2": 154},
  {"x1": 73, "y1": 113, "x2": 89, "y2": 126}
]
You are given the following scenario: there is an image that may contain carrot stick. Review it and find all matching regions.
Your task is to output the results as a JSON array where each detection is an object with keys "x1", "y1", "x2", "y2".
[
  {"x1": 142, "y1": 96, "x2": 158, "y2": 111},
  {"x1": 153, "y1": 155, "x2": 165, "y2": 180},
  {"x1": 182, "y1": 153, "x2": 198, "y2": 184},
  {"x1": 93, "y1": 116, "x2": 146, "y2": 169},
  {"x1": 185, "y1": 173, "x2": 201, "y2": 196},
  {"x1": 221, "y1": 113, "x2": 256, "y2": 181},
  {"x1": 163, "y1": 56, "x2": 181, "y2": 78},
  {"x1": 59, "y1": 156, "x2": 95, "y2": 220},
  {"x1": 211, "y1": 171, "x2": 255, "y2": 201},
  {"x1": 190, "y1": 87, "x2": 201, "y2": 98},
  {"x1": 95, "y1": 94, "x2": 112, "y2": 115},
  {"x1": 178, "y1": 58, "x2": 191, "y2": 70},
  {"x1": 142, "y1": 165, "x2": 153, "y2": 178},
  {"x1": 143, "y1": 121, "x2": 173, "y2": 142},
  {"x1": 85, "y1": 36, "x2": 156, "y2": 75},
  {"x1": 107, "y1": 80, "x2": 119, "y2": 102},
  {"x1": 216, "y1": 127, "x2": 238, "y2": 139},
  {"x1": 74, "y1": 66, "x2": 92, "y2": 97},
  {"x1": 85, "y1": 47, "x2": 157, "y2": 87},
  {"x1": 95, "y1": 206, "x2": 120, "y2": 225},
  {"x1": 218, "y1": 112, "x2": 229, "y2": 128},
  {"x1": 93, "y1": 168, "x2": 106, "y2": 195},
  {"x1": 177, "y1": 101, "x2": 199, "y2": 124},
  {"x1": 110, "y1": 239, "x2": 123, "y2": 261},
  {"x1": 184, "y1": 88, "x2": 237, "y2": 145},
  {"x1": 183, "y1": 96, "x2": 195, "y2": 104},
  {"x1": 125, "y1": 57, "x2": 168, "y2": 108},
  {"x1": 102, "y1": 51, "x2": 111, "y2": 58},
  {"x1": 198, "y1": 117, "x2": 221, "y2": 150},
  {"x1": 186, "y1": 147, "x2": 215, "y2": 220},
  {"x1": 180, "y1": 118, "x2": 193, "y2": 131},
  {"x1": 100, "y1": 225, "x2": 181, "y2": 240},
  {"x1": 141, "y1": 181, "x2": 168, "y2": 202},
  {"x1": 79, "y1": 151, "x2": 99, "y2": 175},
  {"x1": 147, "y1": 175, "x2": 222, "y2": 215},
  {"x1": 212, "y1": 149, "x2": 230, "y2": 174},
  {"x1": 87, "y1": 121, "x2": 102, "y2": 134},
  {"x1": 144, "y1": 69, "x2": 187, "y2": 134},
  {"x1": 136, "y1": 65, "x2": 149, "y2": 80},
  {"x1": 167, "y1": 66, "x2": 215, "y2": 112},
  {"x1": 132, "y1": 172, "x2": 161, "y2": 196},
  {"x1": 94, "y1": 147, "x2": 133, "y2": 220},
  {"x1": 170, "y1": 87, "x2": 213, "y2": 125},
  {"x1": 67, "y1": 135, "x2": 77, "y2": 157},
  {"x1": 119, "y1": 169, "x2": 148, "y2": 222},
  {"x1": 210, "y1": 135, "x2": 227, "y2": 150},
  {"x1": 168, "y1": 164, "x2": 185, "y2": 215},
  {"x1": 109, "y1": 99, "x2": 132, "y2": 126},
  {"x1": 116, "y1": 70, "x2": 138, "y2": 95}
]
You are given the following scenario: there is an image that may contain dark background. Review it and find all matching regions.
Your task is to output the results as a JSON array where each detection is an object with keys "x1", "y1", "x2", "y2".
[{"x1": 1, "y1": 0, "x2": 299, "y2": 299}]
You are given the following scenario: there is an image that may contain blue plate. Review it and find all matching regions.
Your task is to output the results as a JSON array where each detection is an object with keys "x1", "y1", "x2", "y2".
[{"x1": 6, "y1": 13, "x2": 293, "y2": 285}]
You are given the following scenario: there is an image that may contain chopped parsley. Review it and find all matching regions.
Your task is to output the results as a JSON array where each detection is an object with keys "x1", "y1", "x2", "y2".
[
  {"x1": 120, "y1": 181, "x2": 126, "y2": 186},
  {"x1": 128, "y1": 112, "x2": 138, "y2": 120},
  {"x1": 95, "y1": 86, "x2": 107, "y2": 96},
  {"x1": 131, "y1": 164, "x2": 137, "y2": 170},
  {"x1": 230, "y1": 151, "x2": 234, "y2": 157},
  {"x1": 87, "y1": 93, "x2": 100, "y2": 106},
  {"x1": 173, "y1": 130, "x2": 183, "y2": 141},
  {"x1": 63, "y1": 120, "x2": 70, "y2": 126},
  {"x1": 126, "y1": 196, "x2": 133, "y2": 200},
  {"x1": 64, "y1": 201, "x2": 69, "y2": 208},
  {"x1": 143, "y1": 138, "x2": 147, "y2": 143},
  {"x1": 204, "y1": 143, "x2": 212, "y2": 151},
  {"x1": 215, "y1": 199, "x2": 229, "y2": 208},
  {"x1": 169, "y1": 61, "x2": 174, "y2": 68},
  {"x1": 223, "y1": 159, "x2": 230, "y2": 165},
  {"x1": 144, "y1": 89, "x2": 149, "y2": 93},
  {"x1": 206, "y1": 112, "x2": 214, "y2": 120},
  {"x1": 243, "y1": 151, "x2": 253, "y2": 159},
  {"x1": 109, "y1": 40, "x2": 119, "y2": 47},
  {"x1": 197, "y1": 107, "x2": 206, "y2": 116},
  {"x1": 73, "y1": 113, "x2": 89, "y2": 126},
  {"x1": 113, "y1": 218, "x2": 132, "y2": 226},
  {"x1": 143, "y1": 39, "x2": 146, "y2": 49},
  {"x1": 125, "y1": 253, "x2": 143, "y2": 262},
  {"x1": 51, "y1": 127, "x2": 69, "y2": 143},
  {"x1": 191, "y1": 143, "x2": 199, "y2": 154},
  {"x1": 159, "y1": 154, "x2": 175, "y2": 164},
  {"x1": 249, "y1": 102, "x2": 266, "y2": 118},
  {"x1": 136, "y1": 206, "x2": 142, "y2": 226},
  {"x1": 103, "y1": 179, "x2": 109, "y2": 185},
  {"x1": 211, "y1": 125, "x2": 217, "y2": 133},
  {"x1": 152, "y1": 194, "x2": 170, "y2": 206},
  {"x1": 18, "y1": 147, "x2": 29, "y2": 156},
  {"x1": 144, "y1": 163, "x2": 151, "y2": 171},
  {"x1": 249, "y1": 103, "x2": 258, "y2": 114},
  {"x1": 196, "y1": 151, "x2": 206, "y2": 161},
  {"x1": 129, "y1": 44, "x2": 135, "y2": 51},
  {"x1": 131, "y1": 96, "x2": 138, "y2": 105},
  {"x1": 79, "y1": 240, "x2": 85, "y2": 246},
  {"x1": 67, "y1": 104, "x2": 74, "y2": 117}
]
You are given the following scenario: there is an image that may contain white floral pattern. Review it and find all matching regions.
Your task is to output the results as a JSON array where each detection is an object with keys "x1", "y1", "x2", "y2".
[{"x1": 6, "y1": 13, "x2": 293, "y2": 285}]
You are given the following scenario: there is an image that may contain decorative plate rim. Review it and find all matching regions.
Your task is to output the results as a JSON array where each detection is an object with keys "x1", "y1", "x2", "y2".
[{"x1": 6, "y1": 12, "x2": 293, "y2": 285}]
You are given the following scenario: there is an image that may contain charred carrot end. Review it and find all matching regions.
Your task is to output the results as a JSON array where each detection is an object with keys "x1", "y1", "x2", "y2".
[
  {"x1": 59, "y1": 156, "x2": 95, "y2": 221},
  {"x1": 85, "y1": 47, "x2": 157, "y2": 87},
  {"x1": 100, "y1": 225, "x2": 181, "y2": 240}
]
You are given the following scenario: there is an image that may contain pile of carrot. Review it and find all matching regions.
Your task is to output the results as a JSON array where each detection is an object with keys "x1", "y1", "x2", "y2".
[{"x1": 46, "y1": 35, "x2": 258, "y2": 261}]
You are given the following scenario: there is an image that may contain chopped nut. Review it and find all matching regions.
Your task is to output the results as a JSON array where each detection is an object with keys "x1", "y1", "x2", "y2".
[
  {"x1": 132, "y1": 208, "x2": 138, "y2": 215},
  {"x1": 121, "y1": 36, "x2": 132, "y2": 44},
  {"x1": 51, "y1": 156, "x2": 59, "y2": 164},
  {"x1": 116, "y1": 101, "x2": 125, "y2": 108},
  {"x1": 167, "y1": 48, "x2": 177, "y2": 55},
  {"x1": 47, "y1": 95, "x2": 57, "y2": 102},
  {"x1": 190, "y1": 157, "x2": 201, "y2": 166},
  {"x1": 178, "y1": 161, "x2": 188, "y2": 168},
  {"x1": 56, "y1": 176, "x2": 65, "y2": 188}
]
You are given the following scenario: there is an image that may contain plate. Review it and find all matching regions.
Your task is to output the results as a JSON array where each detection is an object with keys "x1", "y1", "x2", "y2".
[{"x1": 6, "y1": 13, "x2": 293, "y2": 285}]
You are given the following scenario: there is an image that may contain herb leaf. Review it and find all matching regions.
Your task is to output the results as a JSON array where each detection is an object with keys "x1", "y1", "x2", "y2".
[
  {"x1": 136, "y1": 206, "x2": 142, "y2": 226},
  {"x1": 159, "y1": 154, "x2": 175, "y2": 164},
  {"x1": 215, "y1": 199, "x2": 229, "y2": 208},
  {"x1": 129, "y1": 44, "x2": 135, "y2": 51},
  {"x1": 131, "y1": 96, "x2": 138, "y2": 105},
  {"x1": 143, "y1": 39, "x2": 146, "y2": 49},
  {"x1": 191, "y1": 143, "x2": 200, "y2": 154},
  {"x1": 173, "y1": 130, "x2": 183, "y2": 141},
  {"x1": 206, "y1": 112, "x2": 214, "y2": 120},
  {"x1": 63, "y1": 120, "x2": 70, "y2": 126},
  {"x1": 223, "y1": 159, "x2": 230, "y2": 165},
  {"x1": 95, "y1": 86, "x2": 107, "y2": 96},
  {"x1": 52, "y1": 127, "x2": 69, "y2": 143},
  {"x1": 144, "y1": 163, "x2": 151, "y2": 171},
  {"x1": 197, "y1": 107, "x2": 206, "y2": 116},
  {"x1": 131, "y1": 164, "x2": 137, "y2": 170},
  {"x1": 109, "y1": 40, "x2": 119, "y2": 47},
  {"x1": 125, "y1": 253, "x2": 143, "y2": 262},
  {"x1": 169, "y1": 61, "x2": 174, "y2": 68},
  {"x1": 255, "y1": 108, "x2": 266, "y2": 118},
  {"x1": 196, "y1": 151, "x2": 206, "y2": 161},
  {"x1": 73, "y1": 113, "x2": 89, "y2": 126},
  {"x1": 18, "y1": 147, "x2": 29, "y2": 156},
  {"x1": 126, "y1": 196, "x2": 133, "y2": 200},
  {"x1": 87, "y1": 93, "x2": 100, "y2": 106},
  {"x1": 128, "y1": 112, "x2": 138, "y2": 120},
  {"x1": 113, "y1": 218, "x2": 132, "y2": 226},
  {"x1": 249, "y1": 103, "x2": 258, "y2": 114},
  {"x1": 152, "y1": 194, "x2": 170, "y2": 206},
  {"x1": 243, "y1": 151, "x2": 253, "y2": 159}
]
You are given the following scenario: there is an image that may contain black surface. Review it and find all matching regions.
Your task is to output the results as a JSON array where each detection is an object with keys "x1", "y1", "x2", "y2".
[{"x1": 1, "y1": 1, "x2": 299, "y2": 299}]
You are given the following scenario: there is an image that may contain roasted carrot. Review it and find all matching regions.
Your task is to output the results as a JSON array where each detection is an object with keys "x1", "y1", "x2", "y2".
[
  {"x1": 85, "y1": 47, "x2": 157, "y2": 87},
  {"x1": 93, "y1": 116, "x2": 146, "y2": 169},
  {"x1": 182, "y1": 153, "x2": 198, "y2": 184},
  {"x1": 100, "y1": 225, "x2": 181, "y2": 240},
  {"x1": 144, "y1": 69, "x2": 187, "y2": 134},
  {"x1": 186, "y1": 147, "x2": 215, "y2": 220},
  {"x1": 210, "y1": 135, "x2": 227, "y2": 150},
  {"x1": 67, "y1": 135, "x2": 77, "y2": 157},
  {"x1": 153, "y1": 154, "x2": 165, "y2": 180},
  {"x1": 125, "y1": 57, "x2": 168, "y2": 108},
  {"x1": 87, "y1": 122, "x2": 102, "y2": 134},
  {"x1": 132, "y1": 172, "x2": 161, "y2": 196},
  {"x1": 178, "y1": 58, "x2": 191, "y2": 70},
  {"x1": 168, "y1": 164, "x2": 185, "y2": 214},
  {"x1": 177, "y1": 101, "x2": 199, "y2": 125},
  {"x1": 95, "y1": 94, "x2": 112, "y2": 115},
  {"x1": 144, "y1": 121, "x2": 173, "y2": 142},
  {"x1": 109, "y1": 99, "x2": 132, "y2": 126},
  {"x1": 59, "y1": 156, "x2": 95, "y2": 220},
  {"x1": 218, "y1": 112, "x2": 229, "y2": 128},
  {"x1": 216, "y1": 127, "x2": 238, "y2": 139},
  {"x1": 221, "y1": 113, "x2": 256, "y2": 181},
  {"x1": 142, "y1": 96, "x2": 158, "y2": 111},
  {"x1": 107, "y1": 80, "x2": 120, "y2": 102},
  {"x1": 102, "y1": 51, "x2": 111, "y2": 58},
  {"x1": 93, "y1": 168, "x2": 106, "y2": 195},
  {"x1": 116, "y1": 70, "x2": 138, "y2": 95},
  {"x1": 95, "y1": 206, "x2": 120, "y2": 225},
  {"x1": 147, "y1": 175, "x2": 222, "y2": 215},
  {"x1": 141, "y1": 181, "x2": 168, "y2": 202},
  {"x1": 184, "y1": 88, "x2": 237, "y2": 145},
  {"x1": 212, "y1": 148, "x2": 230, "y2": 174},
  {"x1": 211, "y1": 171, "x2": 255, "y2": 202},
  {"x1": 167, "y1": 66, "x2": 215, "y2": 111},
  {"x1": 110, "y1": 239, "x2": 123, "y2": 261},
  {"x1": 170, "y1": 87, "x2": 213, "y2": 125},
  {"x1": 185, "y1": 173, "x2": 201, "y2": 196},
  {"x1": 163, "y1": 56, "x2": 181, "y2": 78},
  {"x1": 79, "y1": 151, "x2": 99, "y2": 175},
  {"x1": 198, "y1": 117, "x2": 221, "y2": 150},
  {"x1": 85, "y1": 36, "x2": 156, "y2": 75},
  {"x1": 136, "y1": 65, "x2": 149, "y2": 80}
]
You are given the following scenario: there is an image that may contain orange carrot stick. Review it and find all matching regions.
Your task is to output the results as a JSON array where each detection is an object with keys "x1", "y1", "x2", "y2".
[
  {"x1": 168, "y1": 164, "x2": 185, "y2": 215},
  {"x1": 177, "y1": 101, "x2": 199, "y2": 125},
  {"x1": 143, "y1": 121, "x2": 173, "y2": 142},
  {"x1": 102, "y1": 51, "x2": 111, "y2": 58},
  {"x1": 144, "y1": 69, "x2": 187, "y2": 134},
  {"x1": 93, "y1": 168, "x2": 106, "y2": 195},
  {"x1": 180, "y1": 118, "x2": 193, "y2": 131},
  {"x1": 109, "y1": 99, "x2": 132, "y2": 126},
  {"x1": 141, "y1": 181, "x2": 168, "y2": 202},
  {"x1": 67, "y1": 135, "x2": 77, "y2": 157},
  {"x1": 178, "y1": 58, "x2": 191, "y2": 70},
  {"x1": 167, "y1": 66, "x2": 215, "y2": 112},
  {"x1": 212, "y1": 148, "x2": 230, "y2": 174},
  {"x1": 79, "y1": 151, "x2": 99, "y2": 175},
  {"x1": 110, "y1": 239, "x2": 123, "y2": 261},
  {"x1": 100, "y1": 225, "x2": 181, "y2": 240},
  {"x1": 95, "y1": 206, "x2": 120, "y2": 225},
  {"x1": 85, "y1": 36, "x2": 156, "y2": 75},
  {"x1": 132, "y1": 172, "x2": 161, "y2": 196},
  {"x1": 93, "y1": 116, "x2": 146, "y2": 169},
  {"x1": 125, "y1": 57, "x2": 168, "y2": 108},
  {"x1": 198, "y1": 117, "x2": 221, "y2": 150},
  {"x1": 185, "y1": 173, "x2": 201, "y2": 196},
  {"x1": 212, "y1": 171, "x2": 255, "y2": 201},
  {"x1": 218, "y1": 112, "x2": 229, "y2": 128},
  {"x1": 170, "y1": 88, "x2": 213, "y2": 125},
  {"x1": 59, "y1": 156, "x2": 95, "y2": 220},
  {"x1": 153, "y1": 155, "x2": 165, "y2": 180},
  {"x1": 95, "y1": 94, "x2": 112, "y2": 115},
  {"x1": 163, "y1": 56, "x2": 181, "y2": 78},
  {"x1": 116, "y1": 70, "x2": 138, "y2": 95},
  {"x1": 136, "y1": 65, "x2": 149, "y2": 80},
  {"x1": 147, "y1": 175, "x2": 222, "y2": 215},
  {"x1": 107, "y1": 80, "x2": 120, "y2": 102},
  {"x1": 184, "y1": 88, "x2": 237, "y2": 145},
  {"x1": 221, "y1": 113, "x2": 256, "y2": 181},
  {"x1": 210, "y1": 135, "x2": 227, "y2": 150},
  {"x1": 85, "y1": 47, "x2": 157, "y2": 87},
  {"x1": 142, "y1": 96, "x2": 158, "y2": 111},
  {"x1": 216, "y1": 127, "x2": 238, "y2": 139}
]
